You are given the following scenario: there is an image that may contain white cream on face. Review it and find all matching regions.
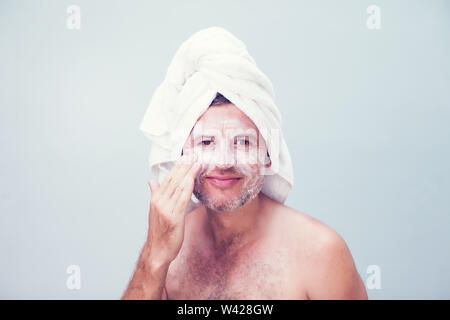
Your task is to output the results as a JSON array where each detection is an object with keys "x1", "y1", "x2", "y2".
[
  {"x1": 192, "y1": 163, "x2": 264, "y2": 212},
  {"x1": 183, "y1": 110, "x2": 269, "y2": 212},
  {"x1": 184, "y1": 119, "x2": 266, "y2": 168}
]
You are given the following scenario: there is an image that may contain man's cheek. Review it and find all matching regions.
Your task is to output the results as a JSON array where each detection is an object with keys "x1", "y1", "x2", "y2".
[
  {"x1": 237, "y1": 164, "x2": 259, "y2": 179},
  {"x1": 235, "y1": 147, "x2": 259, "y2": 165}
]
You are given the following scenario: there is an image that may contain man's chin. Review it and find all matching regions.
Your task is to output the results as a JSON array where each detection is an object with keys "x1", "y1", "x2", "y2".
[
  {"x1": 194, "y1": 191, "x2": 244, "y2": 212},
  {"x1": 194, "y1": 176, "x2": 264, "y2": 212}
]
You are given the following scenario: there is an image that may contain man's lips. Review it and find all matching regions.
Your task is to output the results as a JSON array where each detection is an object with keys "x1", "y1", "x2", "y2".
[
  {"x1": 206, "y1": 175, "x2": 242, "y2": 180},
  {"x1": 205, "y1": 176, "x2": 242, "y2": 189}
]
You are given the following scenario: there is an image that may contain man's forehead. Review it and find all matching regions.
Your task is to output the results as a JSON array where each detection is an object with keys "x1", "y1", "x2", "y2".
[
  {"x1": 193, "y1": 104, "x2": 257, "y2": 129},
  {"x1": 194, "y1": 117, "x2": 255, "y2": 129},
  {"x1": 189, "y1": 117, "x2": 260, "y2": 139}
]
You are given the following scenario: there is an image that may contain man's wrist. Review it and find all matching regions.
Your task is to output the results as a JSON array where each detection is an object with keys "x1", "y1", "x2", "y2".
[
  {"x1": 148, "y1": 256, "x2": 171, "y2": 275},
  {"x1": 141, "y1": 241, "x2": 171, "y2": 277}
]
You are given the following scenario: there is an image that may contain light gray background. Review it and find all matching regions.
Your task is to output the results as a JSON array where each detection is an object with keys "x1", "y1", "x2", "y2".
[{"x1": 1, "y1": 0, "x2": 449, "y2": 299}]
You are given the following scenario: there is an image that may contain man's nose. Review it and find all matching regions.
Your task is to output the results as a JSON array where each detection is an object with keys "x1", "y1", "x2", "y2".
[{"x1": 214, "y1": 142, "x2": 236, "y2": 168}]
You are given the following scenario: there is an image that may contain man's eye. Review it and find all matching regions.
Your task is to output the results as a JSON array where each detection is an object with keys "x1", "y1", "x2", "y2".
[
  {"x1": 200, "y1": 140, "x2": 213, "y2": 146},
  {"x1": 236, "y1": 139, "x2": 251, "y2": 146}
]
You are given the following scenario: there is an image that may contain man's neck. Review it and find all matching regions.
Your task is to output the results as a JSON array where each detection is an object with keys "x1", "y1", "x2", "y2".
[{"x1": 203, "y1": 193, "x2": 266, "y2": 256}]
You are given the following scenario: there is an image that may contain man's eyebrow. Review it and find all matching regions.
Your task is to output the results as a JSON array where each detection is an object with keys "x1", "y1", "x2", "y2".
[
  {"x1": 192, "y1": 132, "x2": 258, "y2": 140},
  {"x1": 234, "y1": 133, "x2": 257, "y2": 140},
  {"x1": 192, "y1": 132, "x2": 216, "y2": 140}
]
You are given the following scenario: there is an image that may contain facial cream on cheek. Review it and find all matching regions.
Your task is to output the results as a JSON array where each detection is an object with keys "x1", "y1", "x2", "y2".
[{"x1": 185, "y1": 143, "x2": 262, "y2": 178}]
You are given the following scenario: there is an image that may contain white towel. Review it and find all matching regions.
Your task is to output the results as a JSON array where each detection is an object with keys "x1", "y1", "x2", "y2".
[{"x1": 139, "y1": 26, "x2": 294, "y2": 213}]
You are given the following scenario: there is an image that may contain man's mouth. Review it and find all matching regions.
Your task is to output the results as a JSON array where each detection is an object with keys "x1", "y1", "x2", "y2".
[{"x1": 205, "y1": 176, "x2": 242, "y2": 189}]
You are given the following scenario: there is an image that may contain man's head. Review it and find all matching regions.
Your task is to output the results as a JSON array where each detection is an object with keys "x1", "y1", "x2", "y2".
[{"x1": 182, "y1": 93, "x2": 272, "y2": 212}]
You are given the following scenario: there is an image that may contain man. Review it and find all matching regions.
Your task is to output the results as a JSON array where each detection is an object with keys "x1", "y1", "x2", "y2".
[
  {"x1": 123, "y1": 27, "x2": 367, "y2": 299},
  {"x1": 122, "y1": 92, "x2": 368, "y2": 300}
]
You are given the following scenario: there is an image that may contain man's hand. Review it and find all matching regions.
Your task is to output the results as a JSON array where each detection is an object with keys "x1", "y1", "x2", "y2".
[
  {"x1": 147, "y1": 154, "x2": 202, "y2": 266},
  {"x1": 122, "y1": 154, "x2": 201, "y2": 300}
]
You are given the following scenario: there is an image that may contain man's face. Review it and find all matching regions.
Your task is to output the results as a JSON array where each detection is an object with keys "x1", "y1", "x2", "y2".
[{"x1": 182, "y1": 103, "x2": 271, "y2": 212}]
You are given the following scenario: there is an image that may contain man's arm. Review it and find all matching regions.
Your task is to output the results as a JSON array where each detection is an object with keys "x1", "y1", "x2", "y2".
[
  {"x1": 122, "y1": 154, "x2": 201, "y2": 300},
  {"x1": 121, "y1": 242, "x2": 170, "y2": 300},
  {"x1": 305, "y1": 231, "x2": 368, "y2": 300}
]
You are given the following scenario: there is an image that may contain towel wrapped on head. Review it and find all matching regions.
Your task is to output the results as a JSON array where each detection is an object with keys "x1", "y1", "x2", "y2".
[{"x1": 139, "y1": 26, "x2": 294, "y2": 213}]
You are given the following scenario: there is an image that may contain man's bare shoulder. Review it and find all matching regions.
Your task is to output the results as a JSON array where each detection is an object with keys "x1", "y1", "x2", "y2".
[
  {"x1": 265, "y1": 196, "x2": 367, "y2": 299},
  {"x1": 262, "y1": 195, "x2": 342, "y2": 250},
  {"x1": 186, "y1": 195, "x2": 344, "y2": 254}
]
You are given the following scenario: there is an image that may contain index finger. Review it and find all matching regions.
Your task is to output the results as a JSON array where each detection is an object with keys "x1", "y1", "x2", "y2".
[
  {"x1": 171, "y1": 163, "x2": 202, "y2": 216},
  {"x1": 158, "y1": 153, "x2": 197, "y2": 195},
  {"x1": 188, "y1": 161, "x2": 202, "y2": 180}
]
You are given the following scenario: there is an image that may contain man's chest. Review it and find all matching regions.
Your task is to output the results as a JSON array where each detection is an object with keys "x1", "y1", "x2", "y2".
[{"x1": 165, "y1": 242, "x2": 306, "y2": 299}]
